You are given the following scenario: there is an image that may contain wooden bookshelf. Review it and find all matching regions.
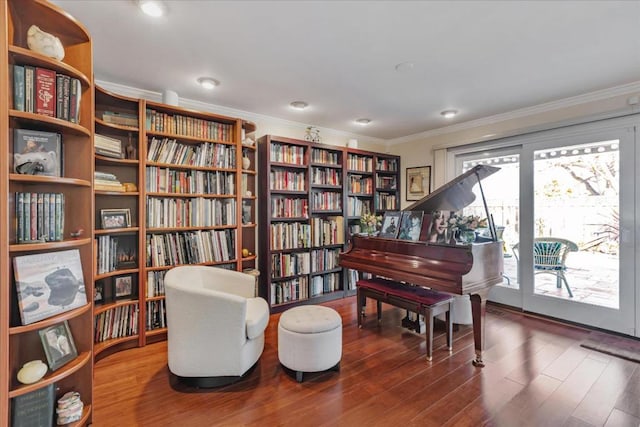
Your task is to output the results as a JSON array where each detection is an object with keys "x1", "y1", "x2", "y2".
[
  {"x1": 257, "y1": 135, "x2": 400, "y2": 311},
  {"x1": 93, "y1": 86, "x2": 143, "y2": 359},
  {"x1": 1, "y1": 0, "x2": 94, "y2": 424}
]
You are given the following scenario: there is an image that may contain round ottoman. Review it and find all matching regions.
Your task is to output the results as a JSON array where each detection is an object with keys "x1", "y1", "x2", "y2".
[{"x1": 278, "y1": 305, "x2": 342, "y2": 382}]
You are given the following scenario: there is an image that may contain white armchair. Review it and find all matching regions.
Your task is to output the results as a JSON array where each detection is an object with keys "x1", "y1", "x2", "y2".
[{"x1": 164, "y1": 266, "x2": 270, "y2": 387}]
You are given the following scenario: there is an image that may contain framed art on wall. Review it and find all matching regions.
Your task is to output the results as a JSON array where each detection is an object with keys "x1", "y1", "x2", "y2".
[{"x1": 406, "y1": 166, "x2": 431, "y2": 201}]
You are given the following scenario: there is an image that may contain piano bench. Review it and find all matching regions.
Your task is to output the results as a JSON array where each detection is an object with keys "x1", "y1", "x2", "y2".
[{"x1": 356, "y1": 278, "x2": 454, "y2": 362}]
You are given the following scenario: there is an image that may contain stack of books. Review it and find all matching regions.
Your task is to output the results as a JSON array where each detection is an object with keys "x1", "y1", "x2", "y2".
[
  {"x1": 94, "y1": 133, "x2": 123, "y2": 159},
  {"x1": 102, "y1": 111, "x2": 138, "y2": 128},
  {"x1": 94, "y1": 171, "x2": 124, "y2": 192}
]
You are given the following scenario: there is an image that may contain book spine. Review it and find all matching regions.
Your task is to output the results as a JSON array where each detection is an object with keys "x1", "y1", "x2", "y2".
[
  {"x1": 16, "y1": 192, "x2": 24, "y2": 243},
  {"x1": 24, "y1": 65, "x2": 35, "y2": 113},
  {"x1": 30, "y1": 192, "x2": 37, "y2": 241},
  {"x1": 55, "y1": 193, "x2": 63, "y2": 241},
  {"x1": 37, "y1": 193, "x2": 44, "y2": 240},
  {"x1": 49, "y1": 193, "x2": 56, "y2": 241},
  {"x1": 13, "y1": 64, "x2": 25, "y2": 111},
  {"x1": 69, "y1": 78, "x2": 81, "y2": 123},
  {"x1": 55, "y1": 74, "x2": 65, "y2": 119},
  {"x1": 62, "y1": 75, "x2": 71, "y2": 121},
  {"x1": 43, "y1": 192, "x2": 50, "y2": 241},
  {"x1": 35, "y1": 67, "x2": 56, "y2": 117}
]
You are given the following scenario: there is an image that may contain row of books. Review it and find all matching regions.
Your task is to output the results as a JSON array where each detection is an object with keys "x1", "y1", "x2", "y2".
[
  {"x1": 376, "y1": 158, "x2": 399, "y2": 171},
  {"x1": 94, "y1": 305, "x2": 139, "y2": 343},
  {"x1": 310, "y1": 148, "x2": 340, "y2": 165},
  {"x1": 271, "y1": 197, "x2": 308, "y2": 218},
  {"x1": 145, "y1": 229, "x2": 236, "y2": 267},
  {"x1": 146, "y1": 197, "x2": 236, "y2": 228},
  {"x1": 270, "y1": 276, "x2": 309, "y2": 305},
  {"x1": 12, "y1": 65, "x2": 81, "y2": 123},
  {"x1": 310, "y1": 191, "x2": 342, "y2": 211},
  {"x1": 146, "y1": 270, "x2": 166, "y2": 298},
  {"x1": 146, "y1": 137, "x2": 236, "y2": 168},
  {"x1": 145, "y1": 108, "x2": 234, "y2": 142},
  {"x1": 349, "y1": 175, "x2": 373, "y2": 194},
  {"x1": 94, "y1": 133, "x2": 123, "y2": 159},
  {"x1": 145, "y1": 167, "x2": 236, "y2": 195},
  {"x1": 146, "y1": 300, "x2": 166, "y2": 331},
  {"x1": 310, "y1": 216, "x2": 344, "y2": 246},
  {"x1": 376, "y1": 175, "x2": 397, "y2": 190},
  {"x1": 15, "y1": 192, "x2": 64, "y2": 243},
  {"x1": 376, "y1": 193, "x2": 398, "y2": 210},
  {"x1": 347, "y1": 197, "x2": 371, "y2": 217},
  {"x1": 270, "y1": 222, "x2": 311, "y2": 250},
  {"x1": 270, "y1": 169, "x2": 306, "y2": 191},
  {"x1": 96, "y1": 234, "x2": 136, "y2": 274},
  {"x1": 347, "y1": 154, "x2": 373, "y2": 172},
  {"x1": 310, "y1": 272, "x2": 341, "y2": 296},
  {"x1": 269, "y1": 143, "x2": 305, "y2": 165},
  {"x1": 311, "y1": 167, "x2": 341, "y2": 186},
  {"x1": 310, "y1": 248, "x2": 341, "y2": 273},
  {"x1": 270, "y1": 252, "x2": 311, "y2": 279}
]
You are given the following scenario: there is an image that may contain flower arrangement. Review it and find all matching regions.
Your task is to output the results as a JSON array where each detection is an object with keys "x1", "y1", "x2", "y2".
[
  {"x1": 360, "y1": 212, "x2": 382, "y2": 234},
  {"x1": 448, "y1": 214, "x2": 487, "y2": 231}
]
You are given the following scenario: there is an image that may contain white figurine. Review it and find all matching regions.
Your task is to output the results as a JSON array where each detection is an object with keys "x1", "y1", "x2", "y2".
[{"x1": 27, "y1": 25, "x2": 65, "y2": 61}]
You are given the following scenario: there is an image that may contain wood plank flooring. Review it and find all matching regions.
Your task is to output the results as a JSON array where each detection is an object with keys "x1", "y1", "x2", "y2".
[{"x1": 93, "y1": 297, "x2": 640, "y2": 426}]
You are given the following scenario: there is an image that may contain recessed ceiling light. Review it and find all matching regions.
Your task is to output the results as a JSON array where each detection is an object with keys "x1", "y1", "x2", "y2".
[
  {"x1": 197, "y1": 77, "x2": 219, "y2": 90},
  {"x1": 137, "y1": 0, "x2": 167, "y2": 17},
  {"x1": 440, "y1": 110, "x2": 458, "y2": 119},
  {"x1": 355, "y1": 118, "x2": 371, "y2": 126},
  {"x1": 290, "y1": 101, "x2": 308, "y2": 110},
  {"x1": 394, "y1": 61, "x2": 415, "y2": 72}
]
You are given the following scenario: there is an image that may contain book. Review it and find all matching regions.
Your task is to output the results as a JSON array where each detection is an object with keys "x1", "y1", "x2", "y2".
[
  {"x1": 61, "y1": 75, "x2": 71, "y2": 121},
  {"x1": 35, "y1": 67, "x2": 56, "y2": 117},
  {"x1": 13, "y1": 129, "x2": 63, "y2": 177},
  {"x1": 55, "y1": 74, "x2": 64, "y2": 120},
  {"x1": 11, "y1": 383, "x2": 55, "y2": 427},
  {"x1": 13, "y1": 249, "x2": 87, "y2": 325},
  {"x1": 69, "y1": 78, "x2": 81, "y2": 124},
  {"x1": 12, "y1": 64, "x2": 25, "y2": 111},
  {"x1": 24, "y1": 65, "x2": 35, "y2": 113}
]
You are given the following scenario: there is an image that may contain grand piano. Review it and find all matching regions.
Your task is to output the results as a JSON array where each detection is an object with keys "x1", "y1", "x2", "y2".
[{"x1": 339, "y1": 165, "x2": 503, "y2": 367}]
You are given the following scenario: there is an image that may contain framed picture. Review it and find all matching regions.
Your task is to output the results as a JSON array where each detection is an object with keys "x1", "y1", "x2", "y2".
[
  {"x1": 13, "y1": 249, "x2": 87, "y2": 325},
  {"x1": 94, "y1": 282, "x2": 104, "y2": 303},
  {"x1": 115, "y1": 234, "x2": 137, "y2": 269},
  {"x1": 13, "y1": 129, "x2": 63, "y2": 177},
  {"x1": 406, "y1": 166, "x2": 432, "y2": 201},
  {"x1": 100, "y1": 208, "x2": 131, "y2": 229},
  {"x1": 114, "y1": 275, "x2": 134, "y2": 299},
  {"x1": 398, "y1": 211, "x2": 424, "y2": 241},
  {"x1": 38, "y1": 321, "x2": 78, "y2": 371},
  {"x1": 427, "y1": 210, "x2": 452, "y2": 244},
  {"x1": 379, "y1": 211, "x2": 401, "y2": 239}
]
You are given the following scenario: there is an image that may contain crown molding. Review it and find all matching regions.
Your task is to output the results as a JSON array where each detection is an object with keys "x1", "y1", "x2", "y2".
[
  {"x1": 95, "y1": 80, "x2": 386, "y2": 144},
  {"x1": 385, "y1": 81, "x2": 640, "y2": 147}
]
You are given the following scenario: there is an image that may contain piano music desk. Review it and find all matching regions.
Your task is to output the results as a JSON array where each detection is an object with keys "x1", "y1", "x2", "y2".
[{"x1": 356, "y1": 278, "x2": 454, "y2": 361}]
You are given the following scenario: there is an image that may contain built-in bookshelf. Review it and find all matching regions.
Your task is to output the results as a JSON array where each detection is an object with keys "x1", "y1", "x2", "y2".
[
  {"x1": 142, "y1": 100, "x2": 245, "y2": 340},
  {"x1": 93, "y1": 86, "x2": 143, "y2": 359},
  {"x1": 241, "y1": 121, "x2": 258, "y2": 280},
  {"x1": 2, "y1": 0, "x2": 94, "y2": 424},
  {"x1": 257, "y1": 135, "x2": 399, "y2": 311}
]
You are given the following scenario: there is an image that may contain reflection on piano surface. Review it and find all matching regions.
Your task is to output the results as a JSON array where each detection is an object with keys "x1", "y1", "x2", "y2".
[{"x1": 339, "y1": 165, "x2": 503, "y2": 367}]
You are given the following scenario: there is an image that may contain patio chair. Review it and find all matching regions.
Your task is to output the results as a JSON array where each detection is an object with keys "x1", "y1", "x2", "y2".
[{"x1": 512, "y1": 237, "x2": 579, "y2": 298}]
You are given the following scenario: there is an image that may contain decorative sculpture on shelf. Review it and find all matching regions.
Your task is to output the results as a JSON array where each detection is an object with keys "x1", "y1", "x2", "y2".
[
  {"x1": 27, "y1": 25, "x2": 65, "y2": 61},
  {"x1": 304, "y1": 126, "x2": 321, "y2": 143}
]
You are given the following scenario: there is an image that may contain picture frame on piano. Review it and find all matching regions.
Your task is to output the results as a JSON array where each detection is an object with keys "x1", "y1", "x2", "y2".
[
  {"x1": 379, "y1": 211, "x2": 401, "y2": 239},
  {"x1": 398, "y1": 211, "x2": 424, "y2": 241}
]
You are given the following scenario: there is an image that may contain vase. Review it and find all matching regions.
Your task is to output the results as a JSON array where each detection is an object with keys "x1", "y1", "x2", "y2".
[
  {"x1": 242, "y1": 156, "x2": 251, "y2": 169},
  {"x1": 456, "y1": 229, "x2": 476, "y2": 244}
]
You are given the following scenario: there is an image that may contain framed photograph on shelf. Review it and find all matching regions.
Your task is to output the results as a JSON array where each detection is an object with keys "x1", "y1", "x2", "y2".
[
  {"x1": 13, "y1": 249, "x2": 87, "y2": 325},
  {"x1": 94, "y1": 282, "x2": 104, "y2": 304},
  {"x1": 379, "y1": 211, "x2": 401, "y2": 239},
  {"x1": 115, "y1": 234, "x2": 137, "y2": 269},
  {"x1": 100, "y1": 208, "x2": 131, "y2": 229},
  {"x1": 406, "y1": 166, "x2": 431, "y2": 201},
  {"x1": 38, "y1": 321, "x2": 78, "y2": 371},
  {"x1": 114, "y1": 275, "x2": 134, "y2": 299},
  {"x1": 13, "y1": 129, "x2": 63, "y2": 177},
  {"x1": 398, "y1": 211, "x2": 424, "y2": 241}
]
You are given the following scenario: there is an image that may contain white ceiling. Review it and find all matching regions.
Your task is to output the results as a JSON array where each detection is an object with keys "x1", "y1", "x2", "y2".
[{"x1": 53, "y1": 0, "x2": 640, "y2": 140}]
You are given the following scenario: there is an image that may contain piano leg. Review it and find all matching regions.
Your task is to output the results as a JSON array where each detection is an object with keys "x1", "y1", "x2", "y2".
[{"x1": 469, "y1": 292, "x2": 488, "y2": 367}]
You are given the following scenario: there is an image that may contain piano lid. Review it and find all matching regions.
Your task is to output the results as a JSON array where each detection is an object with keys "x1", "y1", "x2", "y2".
[{"x1": 404, "y1": 165, "x2": 500, "y2": 213}]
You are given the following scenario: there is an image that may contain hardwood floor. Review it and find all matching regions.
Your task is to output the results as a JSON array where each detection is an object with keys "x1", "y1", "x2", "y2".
[{"x1": 93, "y1": 297, "x2": 640, "y2": 426}]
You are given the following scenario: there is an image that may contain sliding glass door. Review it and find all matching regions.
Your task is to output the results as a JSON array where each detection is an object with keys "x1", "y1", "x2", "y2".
[{"x1": 453, "y1": 118, "x2": 637, "y2": 336}]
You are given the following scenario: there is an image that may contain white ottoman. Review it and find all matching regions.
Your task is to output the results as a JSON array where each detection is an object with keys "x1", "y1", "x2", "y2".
[{"x1": 278, "y1": 305, "x2": 342, "y2": 382}]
